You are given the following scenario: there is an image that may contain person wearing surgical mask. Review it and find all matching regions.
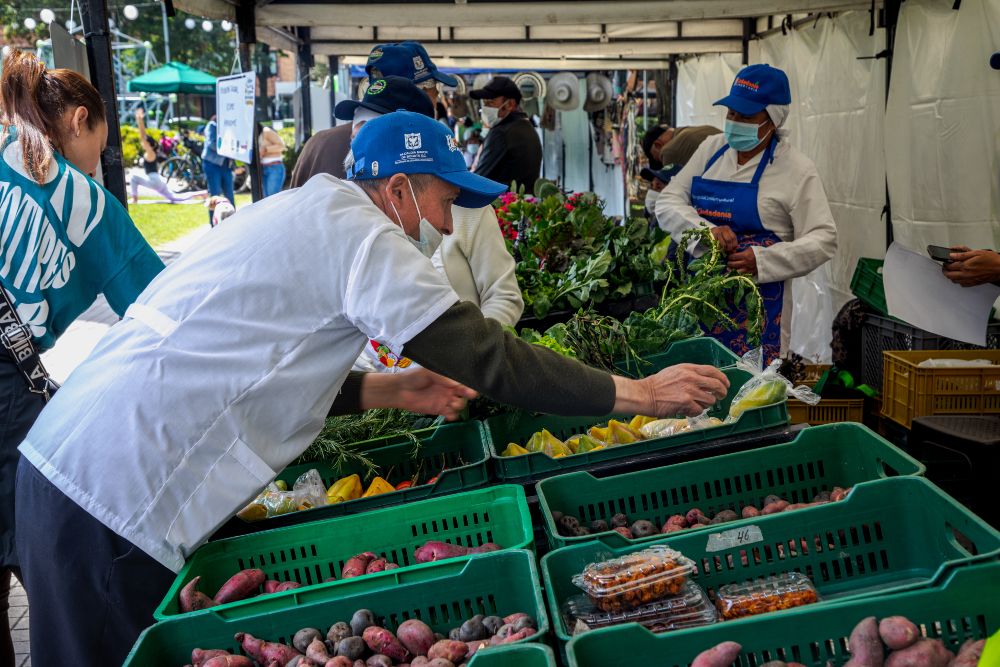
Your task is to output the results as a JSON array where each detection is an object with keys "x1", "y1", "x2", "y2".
[
  {"x1": 464, "y1": 129, "x2": 483, "y2": 169},
  {"x1": 657, "y1": 64, "x2": 837, "y2": 363},
  {"x1": 468, "y1": 76, "x2": 542, "y2": 191},
  {"x1": 639, "y1": 166, "x2": 678, "y2": 227}
]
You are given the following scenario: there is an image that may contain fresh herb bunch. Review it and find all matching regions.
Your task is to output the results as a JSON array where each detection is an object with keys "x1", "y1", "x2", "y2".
[{"x1": 294, "y1": 409, "x2": 429, "y2": 469}]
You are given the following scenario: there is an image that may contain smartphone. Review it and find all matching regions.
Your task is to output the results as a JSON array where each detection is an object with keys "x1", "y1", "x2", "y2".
[{"x1": 927, "y1": 245, "x2": 953, "y2": 263}]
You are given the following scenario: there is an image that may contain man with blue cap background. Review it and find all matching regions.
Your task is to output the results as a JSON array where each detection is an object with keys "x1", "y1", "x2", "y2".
[
  {"x1": 656, "y1": 63, "x2": 838, "y2": 364},
  {"x1": 14, "y1": 109, "x2": 731, "y2": 665}
]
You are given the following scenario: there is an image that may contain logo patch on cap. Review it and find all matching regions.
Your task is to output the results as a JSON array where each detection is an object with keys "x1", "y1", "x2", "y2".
[
  {"x1": 368, "y1": 79, "x2": 386, "y2": 95},
  {"x1": 446, "y1": 136, "x2": 460, "y2": 152},
  {"x1": 412, "y1": 55, "x2": 425, "y2": 70},
  {"x1": 404, "y1": 133, "x2": 422, "y2": 150},
  {"x1": 371, "y1": 161, "x2": 379, "y2": 176},
  {"x1": 734, "y1": 77, "x2": 760, "y2": 92},
  {"x1": 368, "y1": 48, "x2": 383, "y2": 61}
]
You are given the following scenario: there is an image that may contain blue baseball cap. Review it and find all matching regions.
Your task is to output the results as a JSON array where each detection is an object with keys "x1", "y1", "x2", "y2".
[
  {"x1": 335, "y1": 76, "x2": 434, "y2": 121},
  {"x1": 348, "y1": 110, "x2": 507, "y2": 208},
  {"x1": 640, "y1": 165, "x2": 681, "y2": 184},
  {"x1": 365, "y1": 42, "x2": 458, "y2": 87},
  {"x1": 714, "y1": 64, "x2": 791, "y2": 116}
]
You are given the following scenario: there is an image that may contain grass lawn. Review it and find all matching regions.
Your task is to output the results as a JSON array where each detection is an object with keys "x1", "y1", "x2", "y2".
[{"x1": 130, "y1": 194, "x2": 251, "y2": 248}]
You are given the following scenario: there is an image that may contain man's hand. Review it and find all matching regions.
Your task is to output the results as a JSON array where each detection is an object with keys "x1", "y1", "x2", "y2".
[
  {"x1": 710, "y1": 225, "x2": 739, "y2": 253},
  {"x1": 361, "y1": 369, "x2": 478, "y2": 421},
  {"x1": 612, "y1": 364, "x2": 730, "y2": 417},
  {"x1": 943, "y1": 247, "x2": 1000, "y2": 287},
  {"x1": 727, "y1": 247, "x2": 758, "y2": 275}
]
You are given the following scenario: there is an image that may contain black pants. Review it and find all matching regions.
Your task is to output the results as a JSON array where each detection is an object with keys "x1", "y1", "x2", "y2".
[
  {"x1": 15, "y1": 459, "x2": 175, "y2": 666},
  {"x1": 0, "y1": 357, "x2": 46, "y2": 667}
]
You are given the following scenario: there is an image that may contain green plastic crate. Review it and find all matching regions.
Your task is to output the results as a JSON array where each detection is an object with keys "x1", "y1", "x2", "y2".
[
  {"x1": 468, "y1": 644, "x2": 556, "y2": 667},
  {"x1": 614, "y1": 337, "x2": 740, "y2": 378},
  {"x1": 156, "y1": 485, "x2": 533, "y2": 620},
  {"x1": 536, "y1": 422, "x2": 925, "y2": 550},
  {"x1": 126, "y1": 550, "x2": 547, "y2": 666},
  {"x1": 542, "y1": 476, "x2": 999, "y2": 651},
  {"x1": 566, "y1": 559, "x2": 1000, "y2": 667},
  {"x1": 487, "y1": 367, "x2": 789, "y2": 483},
  {"x1": 850, "y1": 257, "x2": 888, "y2": 316},
  {"x1": 251, "y1": 420, "x2": 491, "y2": 528}
]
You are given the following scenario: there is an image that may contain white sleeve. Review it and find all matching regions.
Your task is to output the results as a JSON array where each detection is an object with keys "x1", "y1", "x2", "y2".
[
  {"x1": 752, "y1": 166, "x2": 838, "y2": 285},
  {"x1": 344, "y1": 226, "x2": 459, "y2": 352},
  {"x1": 463, "y1": 207, "x2": 524, "y2": 326},
  {"x1": 655, "y1": 138, "x2": 719, "y2": 238}
]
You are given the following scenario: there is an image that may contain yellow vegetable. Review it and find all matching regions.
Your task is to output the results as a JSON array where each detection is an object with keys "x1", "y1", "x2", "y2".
[
  {"x1": 362, "y1": 476, "x2": 395, "y2": 497},
  {"x1": 729, "y1": 379, "x2": 787, "y2": 420},
  {"x1": 326, "y1": 474, "x2": 362, "y2": 503},
  {"x1": 607, "y1": 419, "x2": 644, "y2": 444},
  {"x1": 628, "y1": 415, "x2": 658, "y2": 431},
  {"x1": 501, "y1": 442, "x2": 530, "y2": 457},
  {"x1": 588, "y1": 425, "x2": 611, "y2": 443},
  {"x1": 569, "y1": 434, "x2": 605, "y2": 454},
  {"x1": 274, "y1": 479, "x2": 289, "y2": 491}
]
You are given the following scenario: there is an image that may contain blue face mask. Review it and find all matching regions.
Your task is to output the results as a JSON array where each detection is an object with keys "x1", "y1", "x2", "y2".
[{"x1": 724, "y1": 119, "x2": 770, "y2": 152}]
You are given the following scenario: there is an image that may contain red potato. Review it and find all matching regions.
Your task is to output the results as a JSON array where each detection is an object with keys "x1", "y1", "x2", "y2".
[
  {"x1": 366, "y1": 558, "x2": 390, "y2": 574},
  {"x1": 885, "y1": 639, "x2": 954, "y2": 667},
  {"x1": 214, "y1": 569, "x2": 265, "y2": 604},
  {"x1": 362, "y1": 627, "x2": 411, "y2": 663},
  {"x1": 397, "y1": 619, "x2": 436, "y2": 657},
  {"x1": 830, "y1": 486, "x2": 850, "y2": 502},
  {"x1": 762, "y1": 500, "x2": 790, "y2": 515},
  {"x1": 414, "y1": 541, "x2": 469, "y2": 563},
  {"x1": 662, "y1": 523, "x2": 686, "y2": 534},
  {"x1": 342, "y1": 553, "x2": 377, "y2": 579},
  {"x1": 880, "y1": 616, "x2": 920, "y2": 651},
  {"x1": 948, "y1": 639, "x2": 985, "y2": 667},
  {"x1": 275, "y1": 581, "x2": 302, "y2": 593},
  {"x1": 427, "y1": 660, "x2": 455, "y2": 667},
  {"x1": 691, "y1": 642, "x2": 742, "y2": 667},
  {"x1": 468, "y1": 543, "x2": 502, "y2": 554},
  {"x1": 428, "y1": 640, "x2": 468, "y2": 663},
  {"x1": 180, "y1": 576, "x2": 217, "y2": 613},
  {"x1": 613, "y1": 526, "x2": 633, "y2": 538},
  {"x1": 503, "y1": 613, "x2": 528, "y2": 625},
  {"x1": 307, "y1": 638, "x2": 334, "y2": 663},
  {"x1": 685, "y1": 508, "x2": 706, "y2": 525},
  {"x1": 192, "y1": 648, "x2": 230, "y2": 666},
  {"x1": 412, "y1": 657, "x2": 430, "y2": 667},
  {"x1": 324, "y1": 660, "x2": 353, "y2": 667},
  {"x1": 323, "y1": 576, "x2": 337, "y2": 583},
  {"x1": 741, "y1": 506, "x2": 760, "y2": 518},
  {"x1": 846, "y1": 617, "x2": 884, "y2": 667},
  {"x1": 464, "y1": 641, "x2": 488, "y2": 658},
  {"x1": 263, "y1": 580, "x2": 282, "y2": 594},
  {"x1": 234, "y1": 632, "x2": 301, "y2": 664},
  {"x1": 201, "y1": 656, "x2": 254, "y2": 667},
  {"x1": 385, "y1": 563, "x2": 399, "y2": 570},
  {"x1": 496, "y1": 628, "x2": 533, "y2": 645}
]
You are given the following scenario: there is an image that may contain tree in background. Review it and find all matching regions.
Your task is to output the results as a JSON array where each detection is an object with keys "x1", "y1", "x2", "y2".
[{"x1": 1, "y1": 0, "x2": 237, "y2": 76}]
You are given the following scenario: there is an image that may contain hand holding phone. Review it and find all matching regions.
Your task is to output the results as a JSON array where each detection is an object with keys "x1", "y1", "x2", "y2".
[{"x1": 927, "y1": 245, "x2": 954, "y2": 263}]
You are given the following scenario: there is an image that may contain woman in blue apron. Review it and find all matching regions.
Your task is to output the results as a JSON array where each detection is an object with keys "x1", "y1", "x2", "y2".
[{"x1": 654, "y1": 64, "x2": 838, "y2": 364}]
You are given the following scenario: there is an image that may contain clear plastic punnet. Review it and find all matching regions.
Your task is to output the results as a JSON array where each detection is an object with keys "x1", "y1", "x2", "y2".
[
  {"x1": 714, "y1": 571, "x2": 820, "y2": 620},
  {"x1": 571, "y1": 545, "x2": 696, "y2": 612},
  {"x1": 562, "y1": 580, "x2": 718, "y2": 635}
]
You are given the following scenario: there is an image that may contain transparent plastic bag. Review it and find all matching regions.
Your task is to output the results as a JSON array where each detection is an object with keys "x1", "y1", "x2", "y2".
[
  {"x1": 789, "y1": 265, "x2": 834, "y2": 364},
  {"x1": 291, "y1": 468, "x2": 328, "y2": 508},
  {"x1": 726, "y1": 349, "x2": 820, "y2": 423},
  {"x1": 237, "y1": 469, "x2": 328, "y2": 522}
]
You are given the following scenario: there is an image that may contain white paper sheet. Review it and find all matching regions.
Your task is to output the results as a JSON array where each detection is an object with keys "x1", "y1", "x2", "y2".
[{"x1": 883, "y1": 243, "x2": 1000, "y2": 346}]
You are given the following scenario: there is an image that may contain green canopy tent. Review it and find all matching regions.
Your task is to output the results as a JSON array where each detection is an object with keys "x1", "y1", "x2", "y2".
[{"x1": 127, "y1": 61, "x2": 217, "y2": 95}]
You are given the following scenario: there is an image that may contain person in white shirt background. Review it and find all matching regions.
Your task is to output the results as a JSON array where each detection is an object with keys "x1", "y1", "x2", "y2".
[
  {"x1": 656, "y1": 64, "x2": 837, "y2": 363},
  {"x1": 13, "y1": 110, "x2": 729, "y2": 665}
]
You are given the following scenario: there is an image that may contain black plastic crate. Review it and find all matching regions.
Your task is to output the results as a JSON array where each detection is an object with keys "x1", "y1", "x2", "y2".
[
  {"x1": 910, "y1": 415, "x2": 1000, "y2": 529},
  {"x1": 861, "y1": 314, "x2": 1000, "y2": 390}
]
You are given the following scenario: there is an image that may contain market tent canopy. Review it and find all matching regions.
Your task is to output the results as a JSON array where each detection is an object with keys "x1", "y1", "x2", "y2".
[{"x1": 127, "y1": 61, "x2": 217, "y2": 95}]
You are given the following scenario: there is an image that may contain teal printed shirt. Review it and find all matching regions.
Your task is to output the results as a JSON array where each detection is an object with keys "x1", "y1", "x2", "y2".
[{"x1": 0, "y1": 128, "x2": 164, "y2": 349}]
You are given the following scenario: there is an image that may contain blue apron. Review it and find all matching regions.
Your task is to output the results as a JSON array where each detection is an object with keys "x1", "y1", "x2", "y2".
[{"x1": 690, "y1": 137, "x2": 783, "y2": 363}]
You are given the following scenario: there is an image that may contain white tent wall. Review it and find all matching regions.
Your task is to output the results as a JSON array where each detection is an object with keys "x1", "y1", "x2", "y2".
[
  {"x1": 885, "y1": 0, "x2": 1000, "y2": 253},
  {"x1": 676, "y1": 54, "x2": 743, "y2": 129}
]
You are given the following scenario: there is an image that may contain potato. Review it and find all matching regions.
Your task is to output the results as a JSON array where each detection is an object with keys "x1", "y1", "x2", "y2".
[
  {"x1": 511, "y1": 617, "x2": 534, "y2": 633},
  {"x1": 949, "y1": 639, "x2": 985, "y2": 667},
  {"x1": 351, "y1": 610, "x2": 376, "y2": 637},
  {"x1": 306, "y1": 638, "x2": 332, "y2": 664},
  {"x1": 201, "y1": 657, "x2": 254, "y2": 667},
  {"x1": 613, "y1": 527, "x2": 633, "y2": 539},
  {"x1": 458, "y1": 618, "x2": 488, "y2": 642},
  {"x1": 336, "y1": 637, "x2": 366, "y2": 661},
  {"x1": 846, "y1": 617, "x2": 884, "y2": 667},
  {"x1": 503, "y1": 613, "x2": 529, "y2": 625},
  {"x1": 589, "y1": 519, "x2": 609, "y2": 532},
  {"x1": 180, "y1": 576, "x2": 217, "y2": 613},
  {"x1": 428, "y1": 640, "x2": 468, "y2": 663},
  {"x1": 411, "y1": 658, "x2": 430, "y2": 667},
  {"x1": 884, "y1": 639, "x2": 954, "y2": 667},
  {"x1": 761, "y1": 500, "x2": 789, "y2": 515},
  {"x1": 366, "y1": 655, "x2": 392, "y2": 667},
  {"x1": 214, "y1": 569, "x2": 265, "y2": 604},
  {"x1": 234, "y1": 632, "x2": 300, "y2": 664},
  {"x1": 482, "y1": 616, "x2": 503, "y2": 636},
  {"x1": 293, "y1": 629, "x2": 323, "y2": 654},
  {"x1": 557, "y1": 515, "x2": 580, "y2": 535},
  {"x1": 328, "y1": 622, "x2": 353, "y2": 645},
  {"x1": 763, "y1": 494, "x2": 782, "y2": 506},
  {"x1": 741, "y1": 506, "x2": 760, "y2": 519},
  {"x1": 428, "y1": 660, "x2": 455, "y2": 667},
  {"x1": 397, "y1": 619, "x2": 436, "y2": 656},
  {"x1": 630, "y1": 520, "x2": 657, "y2": 538},
  {"x1": 685, "y1": 508, "x2": 706, "y2": 525},
  {"x1": 610, "y1": 513, "x2": 628, "y2": 528},
  {"x1": 192, "y1": 648, "x2": 230, "y2": 666},
  {"x1": 711, "y1": 509, "x2": 738, "y2": 524},
  {"x1": 879, "y1": 616, "x2": 919, "y2": 651},
  {"x1": 325, "y1": 659, "x2": 353, "y2": 667},
  {"x1": 343, "y1": 553, "x2": 376, "y2": 578},
  {"x1": 362, "y1": 627, "x2": 411, "y2": 663},
  {"x1": 691, "y1": 641, "x2": 742, "y2": 667}
]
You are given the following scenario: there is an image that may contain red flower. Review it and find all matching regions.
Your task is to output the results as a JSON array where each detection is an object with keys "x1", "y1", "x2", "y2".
[{"x1": 564, "y1": 204, "x2": 575, "y2": 211}]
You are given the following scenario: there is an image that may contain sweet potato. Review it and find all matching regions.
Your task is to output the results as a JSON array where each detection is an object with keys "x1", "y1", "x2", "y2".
[
  {"x1": 846, "y1": 617, "x2": 884, "y2": 667},
  {"x1": 414, "y1": 541, "x2": 469, "y2": 563},
  {"x1": 215, "y1": 569, "x2": 266, "y2": 604},
  {"x1": 354, "y1": 661, "x2": 365, "y2": 667},
  {"x1": 685, "y1": 508, "x2": 706, "y2": 525},
  {"x1": 366, "y1": 656, "x2": 392, "y2": 667},
  {"x1": 293, "y1": 629, "x2": 323, "y2": 654},
  {"x1": 180, "y1": 576, "x2": 217, "y2": 613},
  {"x1": 275, "y1": 581, "x2": 302, "y2": 593},
  {"x1": 427, "y1": 660, "x2": 455, "y2": 667},
  {"x1": 307, "y1": 638, "x2": 333, "y2": 663},
  {"x1": 201, "y1": 656, "x2": 254, "y2": 667},
  {"x1": 397, "y1": 619, "x2": 436, "y2": 656},
  {"x1": 324, "y1": 659, "x2": 353, "y2": 667},
  {"x1": 879, "y1": 616, "x2": 920, "y2": 651},
  {"x1": 464, "y1": 641, "x2": 488, "y2": 659},
  {"x1": 428, "y1": 640, "x2": 468, "y2": 663},
  {"x1": 613, "y1": 526, "x2": 633, "y2": 538},
  {"x1": 691, "y1": 641, "x2": 742, "y2": 667},
  {"x1": 362, "y1": 627, "x2": 411, "y2": 663},
  {"x1": 385, "y1": 563, "x2": 399, "y2": 570},
  {"x1": 762, "y1": 500, "x2": 790, "y2": 515},
  {"x1": 234, "y1": 632, "x2": 301, "y2": 664},
  {"x1": 830, "y1": 486, "x2": 849, "y2": 502},
  {"x1": 342, "y1": 553, "x2": 377, "y2": 579},
  {"x1": 503, "y1": 613, "x2": 529, "y2": 625},
  {"x1": 741, "y1": 506, "x2": 760, "y2": 519},
  {"x1": 661, "y1": 523, "x2": 686, "y2": 534},
  {"x1": 948, "y1": 639, "x2": 985, "y2": 667},
  {"x1": 366, "y1": 558, "x2": 390, "y2": 574},
  {"x1": 323, "y1": 576, "x2": 337, "y2": 583},
  {"x1": 264, "y1": 580, "x2": 282, "y2": 594},
  {"x1": 192, "y1": 648, "x2": 229, "y2": 666},
  {"x1": 884, "y1": 639, "x2": 954, "y2": 667},
  {"x1": 468, "y1": 543, "x2": 502, "y2": 555},
  {"x1": 711, "y1": 509, "x2": 738, "y2": 524},
  {"x1": 494, "y1": 628, "x2": 532, "y2": 645},
  {"x1": 411, "y1": 657, "x2": 430, "y2": 667},
  {"x1": 760, "y1": 662, "x2": 788, "y2": 667}
]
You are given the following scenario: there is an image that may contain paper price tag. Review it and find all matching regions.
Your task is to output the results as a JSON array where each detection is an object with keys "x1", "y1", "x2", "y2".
[{"x1": 705, "y1": 525, "x2": 764, "y2": 552}]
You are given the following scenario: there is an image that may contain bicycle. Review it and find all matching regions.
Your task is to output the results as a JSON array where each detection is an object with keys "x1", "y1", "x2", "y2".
[{"x1": 159, "y1": 134, "x2": 206, "y2": 193}]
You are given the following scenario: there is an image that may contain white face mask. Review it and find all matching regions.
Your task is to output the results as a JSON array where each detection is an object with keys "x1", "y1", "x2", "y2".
[
  {"x1": 387, "y1": 178, "x2": 443, "y2": 259},
  {"x1": 466, "y1": 143, "x2": 480, "y2": 156},
  {"x1": 480, "y1": 104, "x2": 500, "y2": 129},
  {"x1": 644, "y1": 188, "x2": 660, "y2": 213}
]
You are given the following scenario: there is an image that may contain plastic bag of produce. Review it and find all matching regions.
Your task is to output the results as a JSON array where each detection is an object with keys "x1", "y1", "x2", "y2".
[
  {"x1": 727, "y1": 349, "x2": 819, "y2": 422},
  {"x1": 237, "y1": 469, "x2": 329, "y2": 522}
]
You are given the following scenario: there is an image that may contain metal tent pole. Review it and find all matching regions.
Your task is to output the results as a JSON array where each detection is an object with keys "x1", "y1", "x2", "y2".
[{"x1": 237, "y1": 0, "x2": 263, "y2": 202}]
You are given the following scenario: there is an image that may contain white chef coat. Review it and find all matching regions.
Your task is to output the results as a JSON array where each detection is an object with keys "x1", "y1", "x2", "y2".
[
  {"x1": 354, "y1": 204, "x2": 523, "y2": 373},
  {"x1": 18, "y1": 175, "x2": 459, "y2": 572},
  {"x1": 655, "y1": 133, "x2": 837, "y2": 353}
]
